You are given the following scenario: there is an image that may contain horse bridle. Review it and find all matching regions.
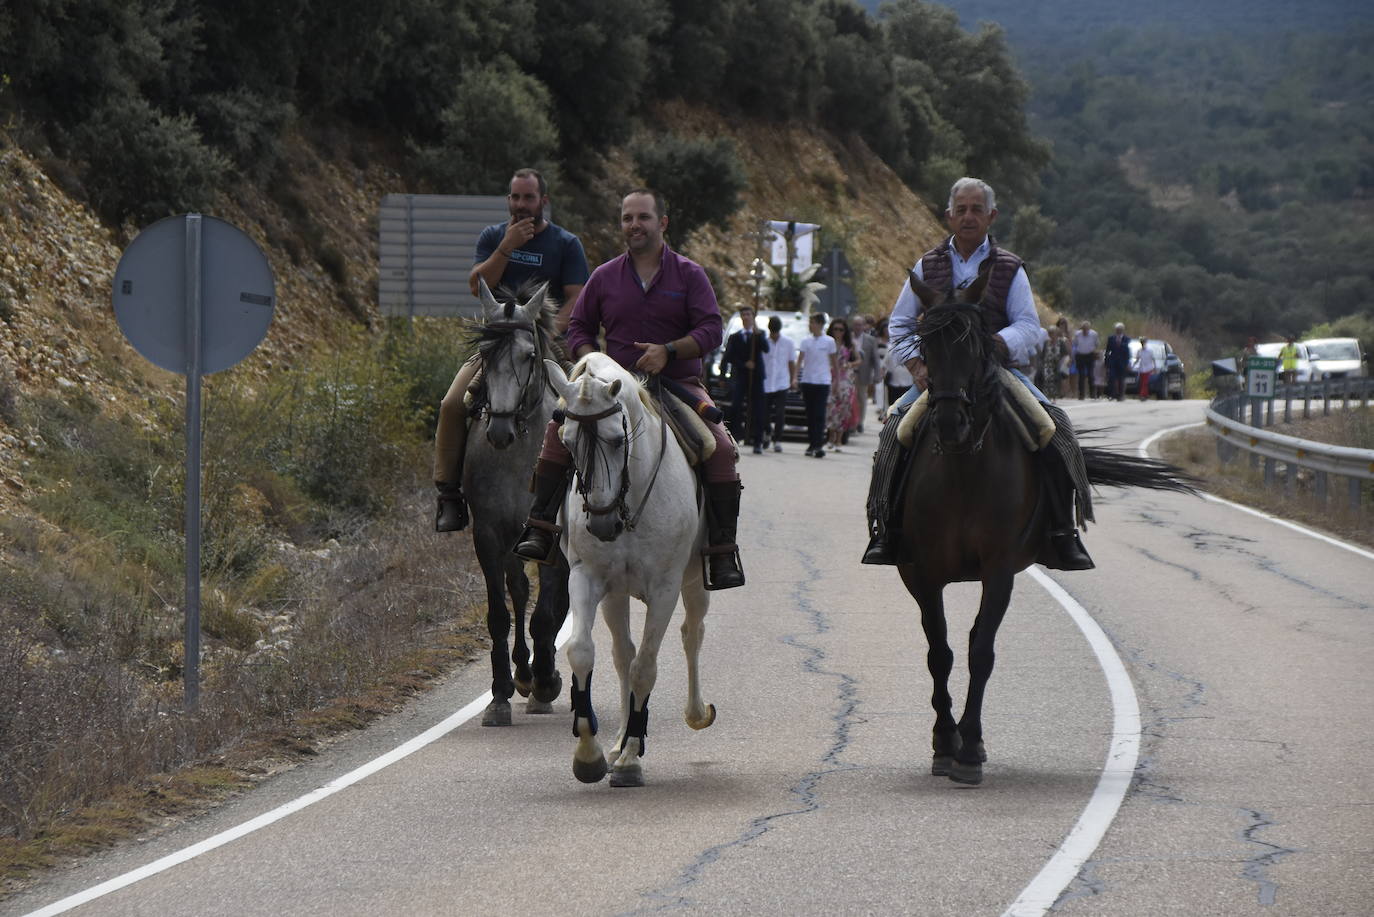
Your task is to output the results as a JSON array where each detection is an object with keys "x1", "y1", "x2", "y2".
[
  {"x1": 478, "y1": 320, "x2": 547, "y2": 435},
  {"x1": 922, "y1": 319, "x2": 996, "y2": 455},
  {"x1": 561, "y1": 381, "x2": 668, "y2": 532}
]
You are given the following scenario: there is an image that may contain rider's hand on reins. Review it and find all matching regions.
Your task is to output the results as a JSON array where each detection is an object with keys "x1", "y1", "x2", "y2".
[
  {"x1": 633, "y1": 342, "x2": 668, "y2": 375},
  {"x1": 992, "y1": 336, "x2": 1011, "y2": 366}
]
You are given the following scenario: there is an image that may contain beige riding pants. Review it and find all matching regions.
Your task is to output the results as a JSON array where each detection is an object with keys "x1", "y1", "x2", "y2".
[{"x1": 432, "y1": 354, "x2": 483, "y2": 484}]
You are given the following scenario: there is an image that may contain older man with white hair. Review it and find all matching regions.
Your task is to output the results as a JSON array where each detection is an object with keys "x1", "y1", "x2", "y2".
[{"x1": 862, "y1": 176, "x2": 1093, "y2": 571}]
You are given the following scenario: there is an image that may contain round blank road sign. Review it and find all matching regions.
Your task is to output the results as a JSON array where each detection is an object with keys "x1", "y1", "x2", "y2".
[{"x1": 113, "y1": 214, "x2": 275, "y2": 375}]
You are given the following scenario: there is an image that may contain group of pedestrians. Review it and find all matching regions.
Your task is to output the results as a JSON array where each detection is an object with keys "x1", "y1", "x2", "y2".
[
  {"x1": 1033, "y1": 318, "x2": 1156, "y2": 402},
  {"x1": 724, "y1": 310, "x2": 885, "y2": 458}
]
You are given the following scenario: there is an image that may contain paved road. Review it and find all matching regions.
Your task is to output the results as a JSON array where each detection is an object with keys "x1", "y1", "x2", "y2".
[{"x1": 8, "y1": 400, "x2": 1372, "y2": 916}]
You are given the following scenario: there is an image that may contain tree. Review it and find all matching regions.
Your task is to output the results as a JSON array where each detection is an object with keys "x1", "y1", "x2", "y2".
[
  {"x1": 410, "y1": 57, "x2": 560, "y2": 194},
  {"x1": 1008, "y1": 205, "x2": 1056, "y2": 263},
  {"x1": 528, "y1": 0, "x2": 668, "y2": 152},
  {"x1": 632, "y1": 135, "x2": 747, "y2": 249}
]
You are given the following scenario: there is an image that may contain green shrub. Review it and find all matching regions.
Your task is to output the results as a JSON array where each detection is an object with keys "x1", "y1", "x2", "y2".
[
  {"x1": 69, "y1": 94, "x2": 228, "y2": 224},
  {"x1": 632, "y1": 134, "x2": 747, "y2": 248}
]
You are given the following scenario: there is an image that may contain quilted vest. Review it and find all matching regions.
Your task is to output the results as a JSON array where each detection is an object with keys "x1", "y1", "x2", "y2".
[{"x1": 919, "y1": 236, "x2": 1023, "y2": 334}]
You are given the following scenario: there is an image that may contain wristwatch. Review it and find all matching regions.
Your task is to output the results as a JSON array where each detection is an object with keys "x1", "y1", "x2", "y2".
[{"x1": 664, "y1": 341, "x2": 677, "y2": 361}]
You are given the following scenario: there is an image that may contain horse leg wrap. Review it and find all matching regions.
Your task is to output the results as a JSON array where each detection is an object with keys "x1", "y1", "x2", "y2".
[
  {"x1": 626, "y1": 692, "x2": 650, "y2": 757},
  {"x1": 570, "y1": 670, "x2": 597, "y2": 738}
]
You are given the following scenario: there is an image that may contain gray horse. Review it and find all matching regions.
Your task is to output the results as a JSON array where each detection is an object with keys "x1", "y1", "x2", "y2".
[{"x1": 464, "y1": 278, "x2": 569, "y2": 726}]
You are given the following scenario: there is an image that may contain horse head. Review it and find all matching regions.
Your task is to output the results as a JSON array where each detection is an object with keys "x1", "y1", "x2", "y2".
[
  {"x1": 547, "y1": 355, "x2": 644, "y2": 543},
  {"x1": 476, "y1": 278, "x2": 551, "y2": 448},
  {"x1": 911, "y1": 263, "x2": 998, "y2": 453}
]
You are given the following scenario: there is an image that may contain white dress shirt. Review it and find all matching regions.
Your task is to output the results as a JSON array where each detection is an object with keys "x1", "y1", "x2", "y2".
[
  {"x1": 887, "y1": 237, "x2": 1040, "y2": 366},
  {"x1": 762, "y1": 333, "x2": 797, "y2": 393}
]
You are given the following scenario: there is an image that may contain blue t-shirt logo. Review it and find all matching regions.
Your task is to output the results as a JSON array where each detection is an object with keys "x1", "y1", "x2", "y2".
[{"x1": 509, "y1": 250, "x2": 543, "y2": 267}]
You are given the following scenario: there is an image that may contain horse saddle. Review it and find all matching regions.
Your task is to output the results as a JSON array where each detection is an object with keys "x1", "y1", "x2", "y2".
[
  {"x1": 653, "y1": 390, "x2": 717, "y2": 467},
  {"x1": 896, "y1": 366, "x2": 1055, "y2": 452}
]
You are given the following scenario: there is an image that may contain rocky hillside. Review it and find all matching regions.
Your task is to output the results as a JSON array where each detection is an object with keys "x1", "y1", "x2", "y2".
[{"x1": 0, "y1": 106, "x2": 948, "y2": 525}]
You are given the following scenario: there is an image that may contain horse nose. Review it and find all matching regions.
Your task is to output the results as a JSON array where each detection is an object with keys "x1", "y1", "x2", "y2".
[
  {"x1": 486, "y1": 418, "x2": 516, "y2": 449},
  {"x1": 587, "y1": 515, "x2": 622, "y2": 542}
]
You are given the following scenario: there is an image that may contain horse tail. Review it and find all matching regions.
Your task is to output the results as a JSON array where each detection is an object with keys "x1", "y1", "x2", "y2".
[{"x1": 1081, "y1": 446, "x2": 1202, "y2": 495}]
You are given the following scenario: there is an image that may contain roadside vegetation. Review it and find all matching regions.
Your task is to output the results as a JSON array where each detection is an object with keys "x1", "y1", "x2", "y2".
[
  {"x1": 1158, "y1": 407, "x2": 1374, "y2": 549},
  {"x1": 0, "y1": 321, "x2": 489, "y2": 884}
]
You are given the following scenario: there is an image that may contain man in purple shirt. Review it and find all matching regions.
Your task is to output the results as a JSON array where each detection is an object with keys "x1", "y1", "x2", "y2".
[{"x1": 513, "y1": 189, "x2": 745, "y2": 590}]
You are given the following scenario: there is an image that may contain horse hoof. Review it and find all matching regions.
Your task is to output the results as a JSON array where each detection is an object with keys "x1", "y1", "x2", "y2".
[
  {"x1": 525, "y1": 698, "x2": 555, "y2": 715},
  {"x1": 531, "y1": 672, "x2": 563, "y2": 705},
  {"x1": 948, "y1": 760, "x2": 984, "y2": 786},
  {"x1": 573, "y1": 754, "x2": 608, "y2": 784},
  {"x1": 609, "y1": 763, "x2": 644, "y2": 788},
  {"x1": 931, "y1": 754, "x2": 955, "y2": 777},
  {"x1": 514, "y1": 678, "x2": 532, "y2": 698},
  {"x1": 481, "y1": 700, "x2": 512, "y2": 727},
  {"x1": 687, "y1": 703, "x2": 717, "y2": 730}
]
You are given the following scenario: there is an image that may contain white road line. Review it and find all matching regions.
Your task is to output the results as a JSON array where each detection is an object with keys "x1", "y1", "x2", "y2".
[
  {"x1": 23, "y1": 619, "x2": 575, "y2": 917},
  {"x1": 1004, "y1": 417, "x2": 1373, "y2": 916},
  {"x1": 27, "y1": 420, "x2": 1369, "y2": 916},
  {"x1": 1141, "y1": 421, "x2": 1374, "y2": 563},
  {"x1": 1001, "y1": 567, "x2": 1141, "y2": 917}
]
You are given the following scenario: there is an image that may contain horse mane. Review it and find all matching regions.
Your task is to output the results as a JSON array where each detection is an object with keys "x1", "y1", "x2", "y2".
[
  {"x1": 565, "y1": 353, "x2": 659, "y2": 420},
  {"x1": 914, "y1": 301, "x2": 1005, "y2": 406},
  {"x1": 466, "y1": 279, "x2": 569, "y2": 366}
]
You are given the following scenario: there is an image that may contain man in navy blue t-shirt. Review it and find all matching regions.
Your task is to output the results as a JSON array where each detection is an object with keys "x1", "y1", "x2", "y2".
[{"x1": 433, "y1": 168, "x2": 590, "y2": 532}]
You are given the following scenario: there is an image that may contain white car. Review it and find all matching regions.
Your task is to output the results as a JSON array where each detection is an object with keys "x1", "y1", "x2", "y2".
[
  {"x1": 1254, "y1": 341, "x2": 1316, "y2": 383},
  {"x1": 1302, "y1": 337, "x2": 1366, "y2": 379}
]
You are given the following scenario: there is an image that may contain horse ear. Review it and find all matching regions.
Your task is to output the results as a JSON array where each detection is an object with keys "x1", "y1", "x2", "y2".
[
  {"x1": 544, "y1": 359, "x2": 572, "y2": 400},
  {"x1": 607, "y1": 379, "x2": 622, "y2": 399},
  {"x1": 520, "y1": 281, "x2": 551, "y2": 324},
  {"x1": 478, "y1": 277, "x2": 502, "y2": 321},
  {"x1": 963, "y1": 260, "x2": 992, "y2": 304},
  {"x1": 908, "y1": 270, "x2": 940, "y2": 311}
]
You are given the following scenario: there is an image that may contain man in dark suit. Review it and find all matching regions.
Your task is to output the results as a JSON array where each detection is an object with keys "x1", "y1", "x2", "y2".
[
  {"x1": 1104, "y1": 322, "x2": 1132, "y2": 401},
  {"x1": 723, "y1": 306, "x2": 770, "y2": 454}
]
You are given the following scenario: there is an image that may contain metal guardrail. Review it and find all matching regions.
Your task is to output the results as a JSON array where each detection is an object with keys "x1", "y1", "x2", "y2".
[{"x1": 1205, "y1": 378, "x2": 1374, "y2": 509}]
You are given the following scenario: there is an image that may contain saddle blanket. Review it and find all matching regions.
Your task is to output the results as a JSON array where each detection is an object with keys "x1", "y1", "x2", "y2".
[{"x1": 896, "y1": 367, "x2": 1055, "y2": 452}]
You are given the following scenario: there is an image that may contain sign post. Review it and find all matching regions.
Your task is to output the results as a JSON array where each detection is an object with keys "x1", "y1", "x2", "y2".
[
  {"x1": 1246, "y1": 355, "x2": 1277, "y2": 400},
  {"x1": 113, "y1": 214, "x2": 275, "y2": 711}
]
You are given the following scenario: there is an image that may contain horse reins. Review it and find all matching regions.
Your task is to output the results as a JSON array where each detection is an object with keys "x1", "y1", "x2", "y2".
[
  {"x1": 562, "y1": 381, "x2": 669, "y2": 532},
  {"x1": 479, "y1": 320, "x2": 546, "y2": 434}
]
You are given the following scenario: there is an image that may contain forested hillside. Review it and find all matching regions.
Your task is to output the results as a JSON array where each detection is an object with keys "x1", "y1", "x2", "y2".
[{"x1": 880, "y1": 0, "x2": 1374, "y2": 354}]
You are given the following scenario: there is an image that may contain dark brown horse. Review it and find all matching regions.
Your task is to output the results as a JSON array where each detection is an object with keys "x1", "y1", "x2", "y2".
[{"x1": 897, "y1": 272, "x2": 1194, "y2": 785}]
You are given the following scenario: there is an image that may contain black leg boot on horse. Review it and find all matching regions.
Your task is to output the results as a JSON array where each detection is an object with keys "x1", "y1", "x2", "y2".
[
  {"x1": 862, "y1": 406, "x2": 911, "y2": 565},
  {"x1": 513, "y1": 461, "x2": 571, "y2": 564},
  {"x1": 702, "y1": 480, "x2": 745, "y2": 590},
  {"x1": 1037, "y1": 448, "x2": 1095, "y2": 570},
  {"x1": 434, "y1": 477, "x2": 469, "y2": 532}
]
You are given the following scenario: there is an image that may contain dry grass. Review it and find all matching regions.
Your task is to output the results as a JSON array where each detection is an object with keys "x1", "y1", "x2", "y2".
[
  {"x1": 0, "y1": 487, "x2": 492, "y2": 894},
  {"x1": 1157, "y1": 406, "x2": 1374, "y2": 550}
]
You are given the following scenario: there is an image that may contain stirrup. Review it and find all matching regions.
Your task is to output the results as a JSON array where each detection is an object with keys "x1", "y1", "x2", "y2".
[
  {"x1": 513, "y1": 518, "x2": 562, "y2": 565},
  {"x1": 701, "y1": 543, "x2": 744, "y2": 590},
  {"x1": 1040, "y1": 530, "x2": 1095, "y2": 571},
  {"x1": 861, "y1": 530, "x2": 899, "y2": 566}
]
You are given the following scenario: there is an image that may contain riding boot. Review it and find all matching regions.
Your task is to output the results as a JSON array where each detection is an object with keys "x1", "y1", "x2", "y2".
[
  {"x1": 1036, "y1": 451, "x2": 1095, "y2": 571},
  {"x1": 513, "y1": 462, "x2": 571, "y2": 565},
  {"x1": 861, "y1": 406, "x2": 910, "y2": 565},
  {"x1": 434, "y1": 480, "x2": 469, "y2": 532},
  {"x1": 702, "y1": 480, "x2": 745, "y2": 590}
]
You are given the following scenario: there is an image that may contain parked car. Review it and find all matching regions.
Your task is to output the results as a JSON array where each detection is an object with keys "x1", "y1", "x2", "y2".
[
  {"x1": 1302, "y1": 337, "x2": 1366, "y2": 379},
  {"x1": 1253, "y1": 341, "x2": 1316, "y2": 383},
  {"x1": 1124, "y1": 338, "x2": 1186, "y2": 399},
  {"x1": 706, "y1": 310, "x2": 812, "y2": 439}
]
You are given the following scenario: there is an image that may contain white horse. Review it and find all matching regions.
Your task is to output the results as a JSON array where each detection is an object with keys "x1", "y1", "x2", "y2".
[{"x1": 544, "y1": 352, "x2": 717, "y2": 787}]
